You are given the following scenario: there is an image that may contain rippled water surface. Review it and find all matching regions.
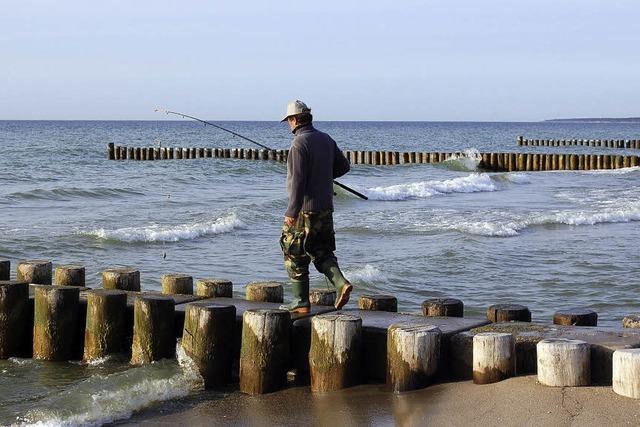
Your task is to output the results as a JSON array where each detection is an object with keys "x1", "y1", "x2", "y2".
[{"x1": 1, "y1": 120, "x2": 639, "y2": 425}]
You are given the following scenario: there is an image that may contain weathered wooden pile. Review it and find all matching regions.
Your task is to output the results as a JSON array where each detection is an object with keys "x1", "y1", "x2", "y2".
[
  {"x1": 106, "y1": 143, "x2": 640, "y2": 172},
  {"x1": 3, "y1": 258, "x2": 640, "y2": 399},
  {"x1": 518, "y1": 136, "x2": 640, "y2": 150}
]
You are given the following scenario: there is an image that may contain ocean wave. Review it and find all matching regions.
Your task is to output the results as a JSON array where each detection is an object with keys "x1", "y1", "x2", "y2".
[
  {"x1": 83, "y1": 213, "x2": 243, "y2": 242},
  {"x1": 440, "y1": 148, "x2": 482, "y2": 172},
  {"x1": 364, "y1": 173, "x2": 499, "y2": 201},
  {"x1": 18, "y1": 345, "x2": 203, "y2": 427},
  {"x1": 583, "y1": 166, "x2": 640, "y2": 175},
  {"x1": 6, "y1": 187, "x2": 143, "y2": 201},
  {"x1": 344, "y1": 264, "x2": 385, "y2": 282},
  {"x1": 443, "y1": 204, "x2": 640, "y2": 237},
  {"x1": 493, "y1": 173, "x2": 531, "y2": 185}
]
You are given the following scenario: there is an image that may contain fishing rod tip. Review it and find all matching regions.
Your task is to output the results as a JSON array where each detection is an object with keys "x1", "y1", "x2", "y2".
[{"x1": 154, "y1": 107, "x2": 167, "y2": 114}]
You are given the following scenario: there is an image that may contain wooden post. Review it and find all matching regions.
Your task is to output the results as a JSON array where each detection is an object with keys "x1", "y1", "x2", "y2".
[
  {"x1": 421, "y1": 298, "x2": 463, "y2": 317},
  {"x1": 196, "y1": 279, "x2": 233, "y2": 298},
  {"x1": 107, "y1": 143, "x2": 115, "y2": 160},
  {"x1": 613, "y1": 349, "x2": 640, "y2": 398},
  {"x1": 245, "y1": 281, "x2": 283, "y2": 303},
  {"x1": 182, "y1": 302, "x2": 236, "y2": 388},
  {"x1": 508, "y1": 153, "x2": 516, "y2": 172},
  {"x1": 102, "y1": 267, "x2": 140, "y2": 291},
  {"x1": 310, "y1": 313, "x2": 362, "y2": 392},
  {"x1": 54, "y1": 265, "x2": 85, "y2": 287},
  {"x1": 358, "y1": 294, "x2": 397, "y2": 312},
  {"x1": 0, "y1": 259, "x2": 9, "y2": 280},
  {"x1": 33, "y1": 285, "x2": 79, "y2": 361},
  {"x1": 537, "y1": 338, "x2": 590, "y2": 386},
  {"x1": 385, "y1": 151, "x2": 392, "y2": 165},
  {"x1": 83, "y1": 289, "x2": 127, "y2": 361},
  {"x1": 130, "y1": 295, "x2": 175, "y2": 364},
  {"x1": 17, "y1": 260, "x2": 52, "y2": 285},
  {"x1": 487, "y1": 304, "x2": 531, "y2": 322},
  {"x1": 517, "y1": 136, "x2": 523, "y2": 146},
  {"x1": 472, "y1": 332, "x2": 515, "y2": 384},
  {"x1": 310, "y1": 288, "x2": 336, "y2": 306},
  {"x1": 615, "y1": 155, "x2": 623, "y2": 169},
  {"x1": 517, "y1": 154, "x2": 525, "y2": 171},
  {"x1": 0, "y1": 281, "x2": 29, "y2": 358},
  {"x1": 387, "y1": 323, "x2": 440, "y2": 392},
  {"x1": 392, "y1": 152, "x2": 399, "y2": 165},
  {"x1": 161, "y1": 273, "x2": 193, "y2": 295},
  {"x1": 553, "y1": 308, "x2": 597, "y2": 326},
  {"x1": 239, "y1": 309, "x2": 290, "y2": 394},
  {"x1": 532, "y1": 154, "x2": 540, "y2": 171}
]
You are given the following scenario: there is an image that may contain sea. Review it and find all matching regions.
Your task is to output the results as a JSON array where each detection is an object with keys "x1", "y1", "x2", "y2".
[{"x1": 1, "y1": 120, "x2": 639, "y2": 425}]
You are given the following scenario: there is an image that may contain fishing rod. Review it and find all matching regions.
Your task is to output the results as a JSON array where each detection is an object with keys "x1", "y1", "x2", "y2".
[{"x1": 155, "y1": 108, "x2": 368, "y2": 201}]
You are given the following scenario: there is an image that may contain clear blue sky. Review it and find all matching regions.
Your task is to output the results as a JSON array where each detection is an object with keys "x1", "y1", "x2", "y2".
[{"x1": 1, "y1": 0, "x2": 639, "y2": 121}]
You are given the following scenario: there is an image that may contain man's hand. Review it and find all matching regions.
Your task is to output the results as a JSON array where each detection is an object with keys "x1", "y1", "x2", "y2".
[{"x1": 284, "y1": 216, "x2": 296, "y2": 227}]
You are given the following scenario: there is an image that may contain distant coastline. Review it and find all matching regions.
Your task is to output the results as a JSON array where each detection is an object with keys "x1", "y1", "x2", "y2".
[{"x1": 545, "y1": 117, "x2": 640, "y2": 123}]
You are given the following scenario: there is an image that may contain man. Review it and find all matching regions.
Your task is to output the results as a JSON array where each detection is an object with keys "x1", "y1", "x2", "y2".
[{"x1": 279, "y1": 100, "x2": 352, "y2": 314}]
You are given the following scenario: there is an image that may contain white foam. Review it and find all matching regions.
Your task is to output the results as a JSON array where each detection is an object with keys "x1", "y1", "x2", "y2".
[
  {"x1": 502, "y1": 173, "x2": 531, "y2": 184},
  {"x1": 584, "y1": 166, "x2": 640, "y2": 175},
  {"x1": 84, "y1": 213, "x2": 243, "y2": 242},
  {"x1": 18, "y1": 345, "x2": 203, "y2": 427},
  {"x1": 344, "y1": 264, "x2": 385, "y2": 282},
  {"x1": 443, "y1": 204, "x2": 640, "y2": 237},
  {"x1": 364, "y1": 173, "x2": 498, "y2": 201},
  {"x1": 442, "y1": 148, "x2": 482, "y2": 171}
]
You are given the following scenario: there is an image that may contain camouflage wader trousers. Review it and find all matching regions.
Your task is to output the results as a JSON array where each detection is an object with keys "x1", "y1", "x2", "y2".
[{"x1": 280, "y1": 209, "x2": 348, "y2": 296}]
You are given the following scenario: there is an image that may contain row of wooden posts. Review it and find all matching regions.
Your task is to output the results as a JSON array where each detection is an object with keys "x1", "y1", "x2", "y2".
[
  {"x1": 107, "y1": 143, "x2": 640, "y2": 172},
  {"x1": 518, "y1": 136, "x2": 640, "y2": 150},
  {"x1": 3, "y1": 259, "x2": 640, "y2": 398}
]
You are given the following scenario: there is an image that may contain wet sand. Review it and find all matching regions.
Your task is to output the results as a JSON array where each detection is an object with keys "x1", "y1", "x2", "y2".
[{"x1": 124, "y1": 376, "x2": 640, "y2": 426}]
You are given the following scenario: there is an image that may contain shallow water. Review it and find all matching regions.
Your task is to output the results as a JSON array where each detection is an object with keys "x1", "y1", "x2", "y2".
[{"x1": 1, "y1": 120, "x2": 639, "y2": 425}]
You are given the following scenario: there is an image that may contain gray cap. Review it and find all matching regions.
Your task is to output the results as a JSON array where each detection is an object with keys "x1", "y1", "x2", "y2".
[{"x1": 281, "y1": 100, "x2": 311, "y2": 122}]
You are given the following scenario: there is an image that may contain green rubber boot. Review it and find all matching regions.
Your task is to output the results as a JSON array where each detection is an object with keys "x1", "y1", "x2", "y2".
[
  {"x1": 315, "y1": 260, "x2": 352, "y2": 309},
  {"x1": 279, "y1": 279, "x2": 310, "y2": 313}
]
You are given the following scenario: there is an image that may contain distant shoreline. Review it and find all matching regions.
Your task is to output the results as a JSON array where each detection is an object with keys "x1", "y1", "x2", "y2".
[{"x1": 546, "y1": 117, "x2": 640, "y2": 123}]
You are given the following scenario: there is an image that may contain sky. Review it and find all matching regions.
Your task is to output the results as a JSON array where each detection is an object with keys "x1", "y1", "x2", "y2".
[{"x1": 1, "y1": 0, "x2": 639, "y2": 121}]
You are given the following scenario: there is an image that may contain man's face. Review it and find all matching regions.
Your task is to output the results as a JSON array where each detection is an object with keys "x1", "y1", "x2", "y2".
[{"x1": 287, "y1": 116, "x2": 297, "y2": 131}]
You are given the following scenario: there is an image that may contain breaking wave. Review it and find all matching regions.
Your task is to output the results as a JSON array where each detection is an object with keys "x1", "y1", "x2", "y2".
[
  {"x1": 584, "y1": 166, "x2": 640, "y2": 175},
  {"x1": 437, "y1": 204, "x2": 640, "y2": 237},
  {"x1": 364, "y1": 173, "x2": 504, "y2": 201},
  {"x1": 439, "y1": 148, "x2": 482, "y2": 172},
  {"x1": 17, "y1": 345, "x2": 203, "y2": 427},
  {"x1": 83, "y1": 213, "x2": 243, "y2": 242},
  {"x1": 344, "y1": 264, "x2": 385, "y2": 282}
]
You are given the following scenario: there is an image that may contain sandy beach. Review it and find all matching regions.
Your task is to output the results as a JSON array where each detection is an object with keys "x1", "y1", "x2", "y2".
[{"x1": 125, "y1": 375, "x2": 640, "y2": 426}]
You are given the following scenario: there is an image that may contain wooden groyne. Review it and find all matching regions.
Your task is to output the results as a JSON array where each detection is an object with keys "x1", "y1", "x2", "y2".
[
  {"x1": 518, "y1": 136, "x2": 640, "y2": 150},
  {"x1": 106, "y1": 143, "x2": 640, "y2": 172},
  {"x1": 4, "y1": 258, "x2": 640, "y2": 398}
]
